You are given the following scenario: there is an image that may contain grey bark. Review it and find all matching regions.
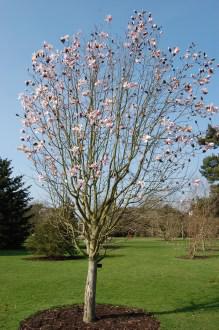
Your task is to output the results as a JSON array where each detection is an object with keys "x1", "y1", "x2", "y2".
[{"x1": 83, "y1": 257, "x2": 97, "y2": 323}]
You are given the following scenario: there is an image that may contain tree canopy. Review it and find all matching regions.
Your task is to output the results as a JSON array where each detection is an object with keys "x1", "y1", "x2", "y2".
[{"x1": 18, "y1": 10, "x2": 218, "y2": 323}]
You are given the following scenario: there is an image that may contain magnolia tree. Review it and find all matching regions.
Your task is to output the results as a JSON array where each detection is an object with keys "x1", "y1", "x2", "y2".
[{"x1": 18, "y1": 11, "x2": 218, "y2": 322}]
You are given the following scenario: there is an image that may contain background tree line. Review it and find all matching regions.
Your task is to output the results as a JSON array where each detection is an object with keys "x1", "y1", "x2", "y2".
[{"x1": 1, "y1": 156, "x2": 219, "y2": 260}]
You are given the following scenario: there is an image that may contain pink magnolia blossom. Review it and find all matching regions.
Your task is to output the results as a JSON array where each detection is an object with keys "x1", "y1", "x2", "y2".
[
  {"x1": 19, "y1": 94, "x2": 35, "y2": 111},
  {"x1": 89, "y1": 162, "x2": 101, "y2": 178},
  {"x1": 87, "y1": 110, "x2": 101, "y2": 125},
  {"x1": 101, "y1": 118, "x2": 113, "y2": 129},
  {"x1": 148, "y1": 15, "x2": 153, "y2": 23},
  {"x1": 135, "y1": 58, "x2": 142, "y2": 63},
  {"x1": 31, "y1": 49, "x2": 45, "y2": 63},
  {"x1": 47, "y1": 117, "x2": 54, "y2": 124},
  {"x1": 152, "y1": 50, "x2": 161, "y2": 58},
  {"x1": 195, "y1": 102, "x2": 204, "y2": 110},
  {"x1": 149, "y1": 38, "x2": 156, "y2": 47},
  {"x1": 142, "y1": 134, "x2": 151, "y2": 142},
  {"x1": 202, "y1": 142, "x2": 215, "y2": 152},
  {"x1": 17, "y1": 145, "x2": 29, "y2": 152},
  {"x1": 70, "y1": 165, "x2": 80, "y2": 177},
  {"x1": 78, "y1": 79, "x2": 87, "y2": 87},
  {"x1": 71, "y1": 146, "x2": 80, "y2": 155},
  {"x1": 193, "y1": 179, "x2": 201, "y2": 186},
  {"x1": 172, "y1": 47, "x2": 180, "y2": 55},
  {"x1": 184, "y1": 52, "x2": 190, "y2": 59},
  {"x1": 99, "y1": 31, "x2": 109, "y2": 38},
  {"x1": 60, "y1": 34, "x2": 69, "y2": 43},
  {"x1": 77, "y1": 178, "x2": 85, "y2": 189},
  {"x1": 155, "y1": 155, "x2": 162, "y2": 161},
  {"x1": 201, "y1": 88, "x2": 208, "y2": 95},
  {"x1": 176, "y1": 136, "x2": 189, "y2": 143},
  {"x1": 171, "y1": 77, "x2": 180, "y2": 89},
  {"x1": 82, "y1": 90, "x2": 91, "y2": 97},
  {"x1": 180, "y1": 126, "x2": 192, "y2": 133},
  {"x1": 38, "y1": 174, "x2": 46, "y2": 182},
  {"x1": 103, "y1": 98, "x2": 113, "y2": 107},
  {"x1": 102, "y1": 154, "x2": 109, "y2": 165},
  {"x1": 43, "y1": 41, "x2": 53, "y2": 50},
  {"x1": 36, "y1": 127, "x2": 46, "y2": 134},
  {"x1": 94, "y1": 80, "x2": 103, "y2": 87},
  {"x1": 206, "y1": 104, "x2": 218, "y2": 113},
  {"x1": 63, "y1": 53, "x2": 79, "y2": 68},
  {"x1": 105, "y1": 15, "x2": 112, "y2": 23},
  {"x1": 198, "y1": 77, "x2": 209, "y2": 85},
  {"x1": 165, "y1": 138, "x2": 173, "y2": 145},
  {"x1": 184, "y1": 84, "x2": 193, "y2": 93},
  {"x1": 192, "y1": 53, "x2": 198, "y2": 60},
  {"x1": 123, "y1": 42, "x2": 130, "y2": 48},
  {"x1": 32, "y1": 53, "x2": 37, "y2": 63},
  {"x1": 137, "y1": 180, "x2": 145, "y2": 189},
  {"x1": 72, "y1": 125, "x2": 83, "y2": 133},
  {"x1": 123, "y1": 81, "x2": 138, "y2": 89},
  {"x1": 129, "y1": 31, "x2": 140, "y2": 42},
  {"x1": 69, "y1": 96, "x2": 79, "y2": 104},
  {"x1": 207, "y1": 142, "x2": 215, "y2": 148},
  {"x1": 34, "y1": 140, "x2": 44, "y2": 151},
  {"x1": 87, "y1": 58, "x2": 96, "y2": 67}
]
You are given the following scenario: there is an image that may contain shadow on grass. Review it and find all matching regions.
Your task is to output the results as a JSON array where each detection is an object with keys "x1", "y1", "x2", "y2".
[
  {"x1": 0, "y1": 249, "x2": 28, "y2": 257},
  {"x1": 203, "y1": 254, "x2": 219, "y2": 259},
  {"x1": 103, "y1": 253, "x2": 125, "y2": 259},
  {"x1": 177, "y1": 253, "x2": 219, "y2": 260},
  {"x1": 23, "y1": 252, "x2": 124, "y2": 261},
  {"x1": 205, "y1": 247, "x2": 219, "y2": 252},
  {"x1": 102, "y1": 245, "x2": 126, "y2": 251},
  {"x1": 155, "y1": 298, "x2": 219, "y2": 315},
  {"x1": 23, "y1": 255, "x2": 86, "y2": 261},
  {"x1": 121, "y1": 244, "x2": 167, "y2": 249}
]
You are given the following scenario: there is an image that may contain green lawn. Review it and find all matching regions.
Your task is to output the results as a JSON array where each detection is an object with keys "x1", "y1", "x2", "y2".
[{"x1": 1, "y1": 239, "x2": 219, "y2": 330}]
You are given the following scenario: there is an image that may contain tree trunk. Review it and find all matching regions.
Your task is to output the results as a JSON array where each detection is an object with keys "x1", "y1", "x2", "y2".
[
  {"x1": 201, "y1": 238, "x2": 206, "y2": 252},
  {"x1": 83, "y1": 257, "x2": 97, "y2": 323},
  {"x1": 181, "y1": 224, "x2": 184, "y2": 239}
]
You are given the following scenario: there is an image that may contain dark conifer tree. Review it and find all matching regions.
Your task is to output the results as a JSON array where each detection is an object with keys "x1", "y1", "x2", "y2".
[
  {"x1": 199, "y1": 125, "x2": 219, "y2": 216},
  {"x1": 199, "y1": 124, "x2": 219, "y2": 147},
  {"x1": 0, "y1": 158, "x2": 32, "y2": 249},
  {"x1": 200, "y1": 155, "x2": 219, "y2": 182},
  {"x1": 199, "y1": 125, "x2": 219, "y2": 182}
]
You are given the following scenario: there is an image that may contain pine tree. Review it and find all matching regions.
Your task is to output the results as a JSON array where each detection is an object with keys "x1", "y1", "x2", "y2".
[
  {"x1": 199, "y1": 124, "x2": 219, "y2": 147},
  {"x1": 199, "y1": 125, "x2": 219, "y2": 182},
  {"x1": 0, "y1": 158, "x2": 32, "y2": 249},
  {"x1": 199, "y1": 125, "x2": 219, "y2": 216},
  {"x1": 200, "y1": 155, "x2": 219, "y2": 182}
]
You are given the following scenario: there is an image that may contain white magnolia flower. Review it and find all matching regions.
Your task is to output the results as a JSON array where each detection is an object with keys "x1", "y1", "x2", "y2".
[
  {"x1": 142, "y1": 134, "x2": 151, "y2": 142},
  {"x1": 137, "y1": 180, "x2": 145, "y2": 189},
  {"x1": 71, "y1": 146, "x2": 80, "y2": 155},
  {"x1": 193, "y1": 179, "x2": 201, "y2": 186}
]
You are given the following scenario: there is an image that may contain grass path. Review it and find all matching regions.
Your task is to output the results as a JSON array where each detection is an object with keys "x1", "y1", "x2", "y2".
[{"x1": 0, "y1": 239, "x2": 219, "y2": 329}]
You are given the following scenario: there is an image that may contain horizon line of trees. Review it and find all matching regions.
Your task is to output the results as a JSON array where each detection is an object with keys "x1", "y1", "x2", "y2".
[{"x1": 1, "y1": 156, "x2": 219, "y2": 259}]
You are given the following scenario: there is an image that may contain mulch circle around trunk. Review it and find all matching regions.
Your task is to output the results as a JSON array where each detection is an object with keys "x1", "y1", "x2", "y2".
[{"x1": 19, "y1": 304, "x2": 160, "y2": 330}]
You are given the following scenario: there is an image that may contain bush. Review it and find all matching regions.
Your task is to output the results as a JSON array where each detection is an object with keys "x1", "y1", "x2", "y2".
[{"x1": 24, "y1": 209, "x2": 78, "y2": 257}]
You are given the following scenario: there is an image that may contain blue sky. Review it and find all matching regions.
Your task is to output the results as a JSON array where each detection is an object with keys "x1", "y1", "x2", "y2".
[{"x1": 0, "y1": 0, "x2": 219, "y2": 201}]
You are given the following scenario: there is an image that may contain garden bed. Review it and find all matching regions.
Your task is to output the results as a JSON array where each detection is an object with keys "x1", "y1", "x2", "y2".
[{"x1": 19, "y1": 304, "x2": 160, "y2": 330}]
